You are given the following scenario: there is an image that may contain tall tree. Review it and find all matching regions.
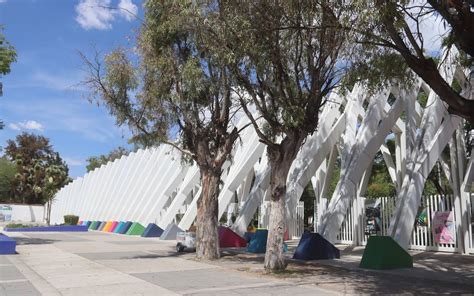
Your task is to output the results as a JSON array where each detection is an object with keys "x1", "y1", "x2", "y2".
[
  {"x1": 4, "y1": 133, "x2": 69, "y2": 204},
  {"x1": 0, "y1": 157, "x2": 17, "y2": 202},
  {"x1": 82, "y1": 0, "x2": 242, "y2": 259},
  {"x1": 86, "y1": 146, "x2": 130, "y2": 172},
  {"x1": 217, "y1": 1, "x2": 355, "y2": 270},
  {"x1": 0, "y1": 26, "x2": 17, "y2": 129},
  {"x1": 348, "y1": 0, "x2": 474, "y2": 123}
]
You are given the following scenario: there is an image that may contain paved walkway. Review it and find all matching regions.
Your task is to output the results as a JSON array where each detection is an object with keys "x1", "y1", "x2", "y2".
[
  {"x1": 1, "y1": 231, "x2": 336, "y2": 295},
  {"x1": 1, "y1": 230, "x2": 473, "y2": 295}
]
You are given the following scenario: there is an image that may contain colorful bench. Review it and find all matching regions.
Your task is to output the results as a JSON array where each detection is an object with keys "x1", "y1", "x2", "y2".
[
  {"x1": 108, "y1": 221, "x2": 119, "y2": 232},
  {"x1": 118, "y1": 222, "x2": 133, "y2": 234},
  {"x1": 125, "y1": 222, "x2": 145, "y2": 235}
]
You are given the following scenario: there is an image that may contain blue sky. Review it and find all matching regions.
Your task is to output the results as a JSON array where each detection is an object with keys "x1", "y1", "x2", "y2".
[{"x1": 0, "y1": 0, "x2": 142, "y2": 177}]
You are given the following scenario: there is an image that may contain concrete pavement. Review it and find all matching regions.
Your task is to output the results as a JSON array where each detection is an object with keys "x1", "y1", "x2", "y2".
[{"x1": 1, "y1": 231, "x2": 337, "y2": 295}]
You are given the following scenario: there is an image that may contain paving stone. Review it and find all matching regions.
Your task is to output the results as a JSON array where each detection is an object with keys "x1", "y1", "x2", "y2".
[
  {"x1": 0, "y1": 256, "x2": 11, "y2": 264},
  {"x1": 108, "y1": 241, "x2": 162, "y2": 245},
  {"x1": 97, "y1": 257, "x2": 216, "y2": 274},
  {"x1": 58, "y1": 282, "x2": 178, "y2": 296},
  {"x1": 133, "y1": 269, "x2": 267, "y2": 292},
  {"x1": 187, "y1": 284, "x2": 337, "y2": 296},
  {"x1": 0, "y1": 281, "x2": 41, "y2": 296},
  {"x1": 76, "y1": 251, "x2": 152, "y2": 260},
  {"x1": 0, "y1": 265, "x2": 25, "y2": 281}
]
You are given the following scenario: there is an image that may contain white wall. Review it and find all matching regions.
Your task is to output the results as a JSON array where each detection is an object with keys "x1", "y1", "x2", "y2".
[{"x1": 0, "y1": 204, "x2": 45, "y2": 223}]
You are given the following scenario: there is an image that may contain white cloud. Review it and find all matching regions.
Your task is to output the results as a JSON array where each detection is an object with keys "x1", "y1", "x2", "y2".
[
  {"x1": 0, "y1": 0, "x2": 7, "y2": 4},
  {"x1": 75, "y1": 0, "x2": 114, "y2": 30},
  {"x1": 9, "y1": 120, "x2": 45, "y2": 132},
  {"x1": 64, "y1": 157, "x2": 84, "y2": 167},
  {"x1": 118, "y1": 0, "x2": 137, "y2": 21},
  {"x1": 75, "y1": 0, "x2": 138, "y2": 30}
]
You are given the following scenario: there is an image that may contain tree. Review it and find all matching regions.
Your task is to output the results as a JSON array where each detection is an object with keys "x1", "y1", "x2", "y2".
[
  {"x1": 4, "y1": 133, "x2": 69, "y2": 204},
  {"x1": 86, "y1": 146, "x2": 130, "y2": 172},
  {"x1": 217, "y1": 1, "x2": 356, "y2": 270},
  {"x1": 82, "y1": 0, "x2": 243, "y2": 259},
  {"x1": 365, "y1": 157, "x2": 397, "y2": 198},
  {"x1": 0, "y1": 26, "x2": 17, "y2": 129},
  {"x1": 0, "y1": 157, "x2": 17, "y2": 202},
  {"x1": 43, "y1": 163, "x2": 70, "y2": 225},
  {"x1": 0, "y1": 26, "x2": 16, "y2": 76},
  {"x1": 348, "y1": 0, "x2": 474, "y2": 123}
]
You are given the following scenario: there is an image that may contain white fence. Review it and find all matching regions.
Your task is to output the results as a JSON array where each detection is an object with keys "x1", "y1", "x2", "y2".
[
  {"x1": 335, "y1": 194, "x2": 474, "y2": 254},
  {"x1": 259, "y1": 201, "x2": 304, "y2": 239}
]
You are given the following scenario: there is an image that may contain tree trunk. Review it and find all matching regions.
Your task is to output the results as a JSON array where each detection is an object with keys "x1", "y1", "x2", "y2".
[
  {"x1": 46, "y1": 200, "x2": 52, "y2": 225},
  {"x1": 264, "y1": 155, "x2": 293, "y2": 271},
  {"x1": 196, "y1": 169, "x2": 221, "y2": 260}
]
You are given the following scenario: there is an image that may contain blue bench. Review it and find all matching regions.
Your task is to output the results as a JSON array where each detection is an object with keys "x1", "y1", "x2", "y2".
[{"x1": 0, "y1": 234, "x2": 16, "y2": 254}]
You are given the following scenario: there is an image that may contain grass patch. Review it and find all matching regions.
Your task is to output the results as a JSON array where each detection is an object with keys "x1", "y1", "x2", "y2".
[{"x1": 5, "y1": 223, "x2": 39, "y2": 228}]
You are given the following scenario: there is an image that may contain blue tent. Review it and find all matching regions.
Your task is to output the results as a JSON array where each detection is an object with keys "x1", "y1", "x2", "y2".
[
  {"x1": 247, "y1": 229, "x2": 287, "y2": 253},
  {"x1": 244, "y1": 232, "x2": 256, "y2": 243},
  {"x1": 247, "y1": 229, "x2": 267, "y2": 253},
  {"x1": 293, "y1": 232, "x2": 340, "y2": 260}
]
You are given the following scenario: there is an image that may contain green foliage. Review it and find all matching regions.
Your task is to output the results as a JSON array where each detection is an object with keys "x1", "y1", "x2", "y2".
[
  {"x1": 4, "y1": 133, "x2": 70, "y2": 204},
  {"x1": 218, "y1": 1, "x2": 358, "y2": 144},
  {"x1": 86, "y1": 146, "x2": 129, "y2": 172},
  {"x1": 0, "y1": 26, "x2": 16, "y2": 76},
  {"x1": 0, "y1": 157, "x2": 17, "y2": 202},
  {"x1": 63, "y1": 215, "x2": 79, "y2": 225},
  {"x1": 83, "y1": 0, "x2": 240, "y2": 170},
  {"x1": 365, "y1": 151, "x2": 396, "y2": 198},
  {"x1": 0, "y1": 26, "x2": 17, "y2": 129},
  {"x1": 343, "y1": 52, "x2": 414, "y2": 94},
  {"x1": 5, "y1": 223, "x2": 36, "y2": 229},
  {"x1": 417, "y1": 89, "x2": 428, "y2": 108},
  {"x1": 327, "y1": 166, "x2": 341, "y2": 200}
]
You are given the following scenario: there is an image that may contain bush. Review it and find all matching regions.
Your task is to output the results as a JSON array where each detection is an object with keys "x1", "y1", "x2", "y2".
[
  {"x1": 64, "y1": 215, "x2": 79, "y2": 225},
  {"x1": 5, "y1": 223, "x2": 28, "y2": 228}
]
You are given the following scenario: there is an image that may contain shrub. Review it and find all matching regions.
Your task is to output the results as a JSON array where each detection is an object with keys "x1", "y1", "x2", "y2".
[
  {"x1": 64, "y1": 215, "x2": 79, "y2": 225},
  {"x1": 5, "y1": 223, "x2": 28, "y2": 228}
]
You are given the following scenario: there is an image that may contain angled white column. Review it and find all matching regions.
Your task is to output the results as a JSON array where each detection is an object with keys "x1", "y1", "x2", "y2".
[
  {"x1": 231, "y1": 154, "x2": 270, "y2": 236},
  {"x1": 103, "y1": 149, "x2": 150, "y2": 220},
  {"x1": 139, "y1": 149, "x2": 188, "y2": 225},
  {"x1": 321, "y1": 87, "x2": 407, "y2": 243},
  {"x1": 106, "y1": 150, "x2": 156, "y2": 222},
  {"x1": 96, "y1": 153, "x2": 133, "y2": 220},
  {"x1": 217, "y1": 127, "x2": 265, "y2": 218},
  {"x1": 119, "y1": 148, "x2": 168, "y2": 221},
  {"x1": 388, "y1": 50, "x2": 463, "y2": 249},
  {"x1": 157, "y1": 165, "x2": 199, "y2": 228}
]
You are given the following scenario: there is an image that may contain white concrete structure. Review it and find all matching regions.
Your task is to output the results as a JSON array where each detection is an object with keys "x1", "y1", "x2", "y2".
[
  {"x1": 51, "y1": 48, "x2": 473, "y2": 252},
  {"x1": 0, "y1": 203, "x2": 45, "y2": 223}
]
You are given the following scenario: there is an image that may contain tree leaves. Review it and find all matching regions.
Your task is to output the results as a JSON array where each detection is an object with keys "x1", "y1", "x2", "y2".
[{"x1": 4, "y1": 133, "x2": 69, "y2": 204}]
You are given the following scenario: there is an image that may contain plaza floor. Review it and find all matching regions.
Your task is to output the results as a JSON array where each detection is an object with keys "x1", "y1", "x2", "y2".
[{"x1": 1, "y1": 230, "x2": 473, "y2": 295}]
